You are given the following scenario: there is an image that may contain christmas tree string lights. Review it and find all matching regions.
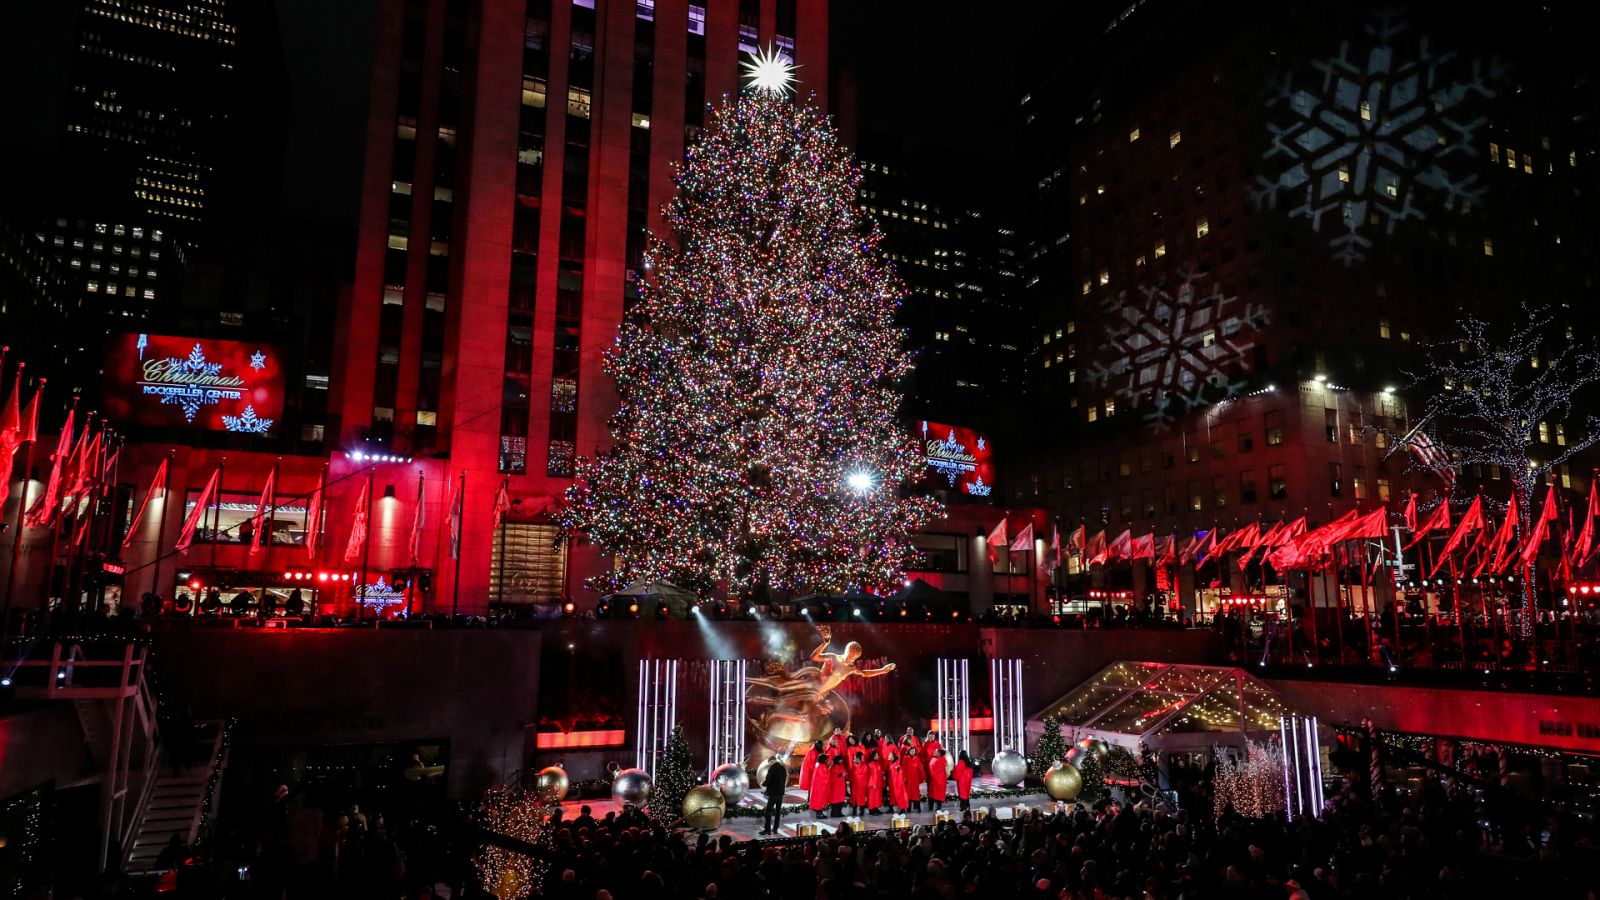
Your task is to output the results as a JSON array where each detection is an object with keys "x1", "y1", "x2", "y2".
[{"x1": 561, "y1": 72, "x2": 939, "y2": 598}]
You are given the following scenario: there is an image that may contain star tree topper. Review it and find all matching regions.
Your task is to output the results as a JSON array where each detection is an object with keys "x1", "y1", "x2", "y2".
[{"x1": 742, "y1": 45, "x2": 797, "y2": 95}]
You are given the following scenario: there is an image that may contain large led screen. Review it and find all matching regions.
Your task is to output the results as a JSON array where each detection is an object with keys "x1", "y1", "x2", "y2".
[{"x1": 104, "y1": 333, "x2": 285, "y2": 436}]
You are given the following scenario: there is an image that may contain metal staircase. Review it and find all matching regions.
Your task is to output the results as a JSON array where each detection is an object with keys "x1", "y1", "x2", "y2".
[{"x1": 124, "y1": 721, "x2": 229, "y2": 873}]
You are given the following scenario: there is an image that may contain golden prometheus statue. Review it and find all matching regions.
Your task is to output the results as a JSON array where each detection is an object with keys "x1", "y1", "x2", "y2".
[{"x1": 745, "y1": 625, "x2": 896, "y2": 771}]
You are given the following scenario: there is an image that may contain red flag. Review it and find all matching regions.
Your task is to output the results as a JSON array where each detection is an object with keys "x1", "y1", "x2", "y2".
[
  {"x1": 24, "y1": 410, "x2": 72, "y2": 527},
  {"x1": 1430, "y1": 496, "x2": 1485, "y2": 577},
  {"x1": 65, "y1": 428, "x2": 100, "y2": 502},
  {"x1": 175, "y1": 468, "x2": 221, "y2": 553},
  {"x1": 1192, "y1": 529, "x2": 1220, "y2": 565},
  {"x1": 1238, "y1": 520, "x2": 1284, "y2": 569},
  {"x1": 1403, "y1": 501, "x2": 1451, "y2": 551},
  {"x1": 1086, "y1": 529, "x2": 1108, "y2": 565},
  {"x1": 306, "y1": 479, "x2": 324, "y2": 560},
  {"x1": 1009, "y1": 521, "x2": 1034, "y2": 553},
  {"x1": 121, "y1": 458, "x2": 168, "y2": 550},
  {"x1": 1067, "y1": 524, "x2": 1086, "y2": 557},
  {"x1": 343, "y1": 479, "x2": 371, "y2": 565},
  {"x1": 986, "y1": 516, "x2": 1008, "y2": 564},
  {"x1": 493, "y1": 478, "x2": 512, "y2": 527},
  {"x1": 1576, "y1": 481, "x2": 1600, "y2": 568},
  {"x1": 1403, "y1": 493, "x2": 1418, "y2": 532},
  {"x1": 1043, "y1": 525, "x2": 1061, "y2": 575},
  {"x1": 1339, "y1": 508, "x2": 1391, "y2": 541},
  {"x1": 447, "y1": 473, "x2": 464, "y2": 560},
  {"x1": 250, "y1": 468, "x2": 276, "y2": 555},
  {"x1": 1214, "y1": 522, "x2": 1260, "y2": 556},
  {"x1": 0, "y1": 374, "x2": 23, "y2": 512},
  {"x1": 1264, "y1": 519, "x2": 1309, "y2": 570},
  {"x1": 1107, "y1": 529, "x2": 1132, "y2": 561},
  {"x1": 1478, "y1": 501, "x2": 1521, "y2": 576},
  {"x1": 1131, "y1": 532, "x2": 1155, "y2": 561},
  {"x1": 0, "y1": 381, "x2": 41, "y2": 512},
  {"x1": 1156, "y1": 533, "x2": 1178, "y2": 565},
  {"x1": 408, "y1": 475, "x2": 425, "y2": 565},
  {"x1": 1518, "y1": 488, "x2": 1560, "y2": 568}
]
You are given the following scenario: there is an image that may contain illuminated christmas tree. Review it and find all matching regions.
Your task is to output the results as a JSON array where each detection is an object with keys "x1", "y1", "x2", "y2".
[
  {"x1": 650, "y1": 723, "x2": 696, "y2": 828},
  {"x1": 562, "y1": 49, "x2": 939, "y2": 598}
]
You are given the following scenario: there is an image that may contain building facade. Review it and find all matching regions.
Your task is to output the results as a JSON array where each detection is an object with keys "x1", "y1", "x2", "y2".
[
  {"x1": 331, "y1": 0, "x2": 830, "y2": 611},
  {"x1": 1014, "y1": 0, "x2": 1600, "y2": 612}
]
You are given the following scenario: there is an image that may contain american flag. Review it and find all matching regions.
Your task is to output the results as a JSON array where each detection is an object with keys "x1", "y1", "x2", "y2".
[{"x1": 1395, "y1": 415, "x2": 1455, "y2": 489}]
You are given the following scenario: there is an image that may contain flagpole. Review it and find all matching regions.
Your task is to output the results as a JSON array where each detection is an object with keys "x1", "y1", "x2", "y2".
[
  {"x1": 406, "y1": 469, "x2": 422, "y2": 617},
  {"x1": 452, "y1": 471, "x2": 464, "y2": 619},
  {"x1": 37, "y1": 397, "x2": 73, "y2": 622},
  {"x1": 149, "y1": 450, "x2": 176, "y2": 602},
  {"x1": 358, "y1": 467, "x2": 374, "y2": 624},
  {"x1": 496, "y1": 476, "x2": 509, "y2": 608},
  {"x1": 67, "y1": 419, "x2": 103, "y2": 613},
  {"x1": 265, "y1": 457, "x2": 281, "y2": 574},
  {"x1": 310, "y1": 462, "x2": 327, "y2": 617},
  {"x1": 210, "y1": 456, "x2": 225, "y2": 573},
  {"x1": 3, "y1": 376, "x2": 38, "y2": 645}
]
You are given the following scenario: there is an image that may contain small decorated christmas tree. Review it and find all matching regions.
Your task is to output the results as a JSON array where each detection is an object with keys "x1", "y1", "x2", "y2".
[
  {"x1": 650, "y1": 723, "x2": 697, "y2": 827},
  {"x1": 1031, "y1": 713, "x2": 1068, "y2": 780}
]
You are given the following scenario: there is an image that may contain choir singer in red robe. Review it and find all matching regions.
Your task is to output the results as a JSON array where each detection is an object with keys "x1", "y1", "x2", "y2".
[{"x1": 926, "y1": 748, "x2": 949, "y2": 811}]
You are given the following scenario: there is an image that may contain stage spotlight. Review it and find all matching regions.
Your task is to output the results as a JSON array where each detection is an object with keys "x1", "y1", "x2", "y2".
[
  {"x1": 596, "y1": 599, "x2": 612, "y2": 619},
  {"x1": 800, "y1": 607, "x2": 810, "y2": 618},
  {"x1": 745, "y1": 605, "x2": 757, "y2": 618},
  {"x1": 951, "y1": 610, "x2": 959, "y2": 619},
  {"x1": 0, "y1": 677, "x2": 10, "y2": 687},
  {"x1": 691, "y1": 604, "x2": 702, "y2": 616},
  {"x1": 899, "y1": 608, "x2": 907, "y2": 618},
  {"x1": 627, "y1": 601, "x2": 640, "y2": 617},
  {"x1": 562, "y1": 601, "x2": 577, "y2": 617},
  {"x1": 852, "y1": 607, "x2": 863, "y2": 618},
  {"x1": 656, "y1": 602, "x2": 670, "y2": 620}
]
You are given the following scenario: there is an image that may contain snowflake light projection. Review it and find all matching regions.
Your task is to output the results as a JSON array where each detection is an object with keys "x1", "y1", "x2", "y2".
[
  {"x1": 221, "y1": 404, "x2": 274, "y2": 434},
  {"x1": 160, "y1": 343, "x2": 227, "y2": 421},
  {"x1": 1253, "y1": 9, "x2": 1504, "y2": 265},
  {"x1": 1088, "y1": 272, "x2": 1268, "y2": 432}
]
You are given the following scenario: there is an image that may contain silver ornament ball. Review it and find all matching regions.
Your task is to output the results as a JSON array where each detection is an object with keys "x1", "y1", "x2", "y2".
[
  {"x1": 991, "y1": 749, "x2": 1028, "y2": 786},
  {"x1": 711, "y1": 763, "x2": 750, "y2": 805},
  {"x1": 611, "y1": 767, "x2": 654, "y2": 808}
]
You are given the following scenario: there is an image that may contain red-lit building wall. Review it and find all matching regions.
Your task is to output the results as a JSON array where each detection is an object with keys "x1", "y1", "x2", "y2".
[{"x1": 332, "y1": 0, "x2": 830, "y2": 612}]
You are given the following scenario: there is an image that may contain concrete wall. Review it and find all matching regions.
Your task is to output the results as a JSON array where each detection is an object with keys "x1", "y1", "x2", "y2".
[
  {"x1": 0, "y1": 705, "x2": 94, "y2": 800},
  {"x1": 151, "y1": 629, "x2": 541, "y2": 797}
]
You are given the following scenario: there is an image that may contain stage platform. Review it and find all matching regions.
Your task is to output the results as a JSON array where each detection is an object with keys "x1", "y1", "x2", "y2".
[{"x1": 557, "y1": 776, "x2": 1058, "y2": 842}]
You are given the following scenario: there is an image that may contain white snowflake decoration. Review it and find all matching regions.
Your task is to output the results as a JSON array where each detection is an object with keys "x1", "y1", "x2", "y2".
[
  {"x1": 1089, "y1": 272, "x2": 1268, "y2": 432},
  {"x1": 1253, "y1": 9, "x2": 1503, "y2": 265},
  {"x1": 250, "y1": 350, "x2": 267, "y2": 371},
  {"x1": 156, "y1": 343, "x2": 230, "y2": 422},
  {"x1": 965, "y1": 475, "x2": 992, "y2": 497},
  {"x1": 222, "y1": 404, "x2": 274, "y2": 434}
]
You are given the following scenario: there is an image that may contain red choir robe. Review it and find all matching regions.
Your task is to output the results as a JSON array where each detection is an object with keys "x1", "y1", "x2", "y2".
[
  {"x1": 864, "y1": 762, "x2": 885, "y2": 809},
  {"x1": 887, "y1": 760, "x2": 910, "y2": 809},
  {"x1": 799, "y1": 745, "x2": 819, "y2": 790},
  {"x1": 923, "y1": 738, "x2": 944, "y2": 767},
  {"x1": 901, "y1": 744, "x2": 926, "y2": 799},
  {"x1": 829, "y1": 759, "x2": 848, "y2": 806},
  {"x1": 953, "y1": 759, "x2": 975, "y2": 800},
  {"x1": 926, "y1": 754, "x2": 949, "y2": 802},
  {"x1": 849, "y1": 754, "x2": 871, "y2": 805},
  {"x1": 808, "y1": 758, "x2": 831, "y2": 812}
]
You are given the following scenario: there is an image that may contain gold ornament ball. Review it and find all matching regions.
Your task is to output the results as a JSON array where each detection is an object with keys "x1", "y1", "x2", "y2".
[
  {"x1": 682, "y1": 784, "x2": 727, "y2": 831},
  {"x1": 1088, "y1": 740, "x2": 1110, "y2": 761},
  {"x1": 533, "y1": 766, "x2": 569, "y2": 802},
  {"x1": 1044, "y1": 763, "x2": 1084, "y2": 801}
]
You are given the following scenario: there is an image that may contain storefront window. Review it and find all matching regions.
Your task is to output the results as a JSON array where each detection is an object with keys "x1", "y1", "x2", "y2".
[{"x1": 182, "y1": 490, "x2": 315, "y2": 545}]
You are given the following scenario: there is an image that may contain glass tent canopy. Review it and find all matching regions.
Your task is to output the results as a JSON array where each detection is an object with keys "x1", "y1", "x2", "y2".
[{"x1": 1035, "y1": 662, "x2": 1297, "y2": 752}]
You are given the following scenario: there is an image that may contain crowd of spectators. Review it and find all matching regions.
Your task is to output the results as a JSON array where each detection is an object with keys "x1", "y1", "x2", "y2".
[{"x1": 530, "y1": 775, "x2": 1592, "y2": 900}]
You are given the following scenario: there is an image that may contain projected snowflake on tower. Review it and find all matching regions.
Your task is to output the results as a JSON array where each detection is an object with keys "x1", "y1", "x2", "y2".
[
  {"x1": 1253, "y1": 9, "x2": 1504, "y2": 265},
  {"x1": 1088, "y1": 272, "x2": 1268, "y2": 432}
]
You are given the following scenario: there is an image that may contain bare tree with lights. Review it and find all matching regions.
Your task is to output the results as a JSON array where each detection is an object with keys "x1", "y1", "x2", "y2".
[
  {"x1": 1411, "y1": 308, "x2": 1600, "y2": 633},
  {"x1": 561, "y1": 50, "x2": 939, "y2": 599}
]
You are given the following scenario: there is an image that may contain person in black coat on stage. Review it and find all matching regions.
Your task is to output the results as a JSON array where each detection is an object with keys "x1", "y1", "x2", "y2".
[{"x1": 760, "y1": 757, "x2": 789, "y2": 835}]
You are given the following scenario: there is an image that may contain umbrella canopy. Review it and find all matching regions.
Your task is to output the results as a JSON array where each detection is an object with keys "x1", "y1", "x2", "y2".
[{"x1": 603, "y1": 581, "x2": 697, "y2": 616}]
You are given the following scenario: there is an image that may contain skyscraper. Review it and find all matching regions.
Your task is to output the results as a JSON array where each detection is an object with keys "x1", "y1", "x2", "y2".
[
  {"x1": 1015, "y1": 0, "x2": 1599, "y2": 611},
  {"x1": 334, "y1": 0, "x2": 830, "y2": 608}
]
